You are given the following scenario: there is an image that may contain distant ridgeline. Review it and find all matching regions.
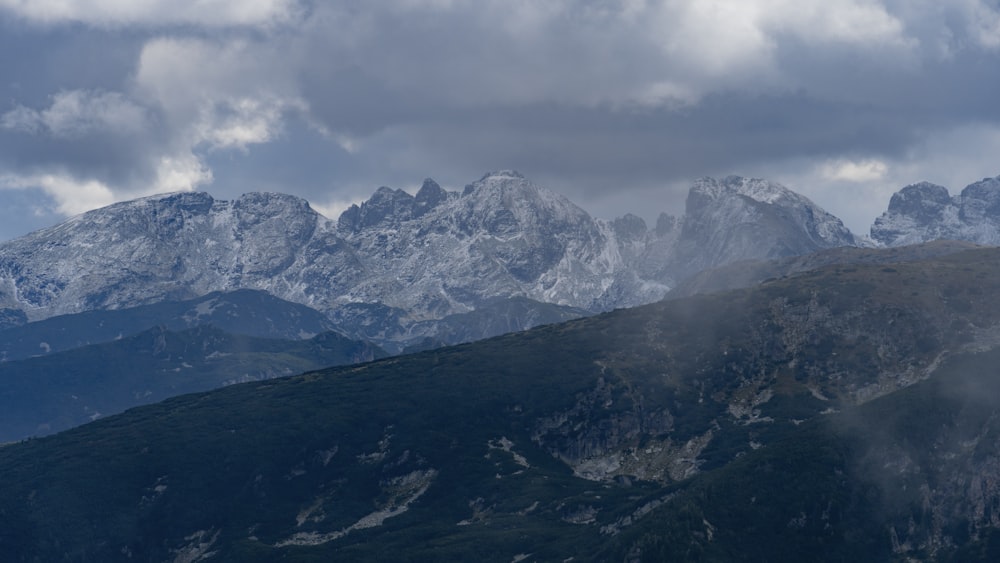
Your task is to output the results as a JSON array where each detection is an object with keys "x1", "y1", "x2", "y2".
[{"x1": 1, "y1": 170, "x2": 996, "y2": 354}]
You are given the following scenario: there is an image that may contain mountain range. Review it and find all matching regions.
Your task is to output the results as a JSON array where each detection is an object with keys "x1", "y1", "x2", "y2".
[
  {"x1": 0, "y1": 170, "x2": 996, "y2": 439},
  {"x1": 7, "y1": 170, "x2": 986, "y2": 352}
]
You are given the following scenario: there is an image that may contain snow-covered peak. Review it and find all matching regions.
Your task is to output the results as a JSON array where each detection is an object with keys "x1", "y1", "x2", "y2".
[
  {"x1": 691, "y1": 176, "x2": 808, "y2": 206},
  {"x1": 958, "y1": 175, "x2": 1000, "y2": 223},
  {"x1": 675, "y1": 175, "x2": 857, "y2": 279},
  {"x1": 2, "y1": 169, "x2": 932, "y2": 350},
  {"x1": 887, "y1": 182, "x2": 951, "y2": 212},
  {"x1": 457, "y1": 169, "x2": 592, "y2": 228},
  {"x1": 479, "y1": 169, "x2": 525, "y2": 181},
  {"x1": 871, "y1": 175, "x2": 1000, "y2": 247},
  {"x1": 24, "y1": 191, "x2": 217, "y2": 243}
]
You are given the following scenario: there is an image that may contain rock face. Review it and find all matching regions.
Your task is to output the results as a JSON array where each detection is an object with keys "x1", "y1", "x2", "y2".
[
  {"x1": 670, "y1": 176, "x2": 858, "y2": 280},
  {"x1": 0, "y1": 171, "x2": 865, "y2": 349},
  {"x1": 335, "y1": 170, "x2": 643, "y2": 317},
  {"x1": 871, "y1": 175, "x2": 1000, "y2": 246},
  {"x1": 0, "y1": 191, "x2": 364, "y2": 320}
]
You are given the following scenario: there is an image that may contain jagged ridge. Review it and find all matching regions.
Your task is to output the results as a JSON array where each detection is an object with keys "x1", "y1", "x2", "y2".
[{"x1": 0, "y1": 170, "x2": 934, "y2": 349}]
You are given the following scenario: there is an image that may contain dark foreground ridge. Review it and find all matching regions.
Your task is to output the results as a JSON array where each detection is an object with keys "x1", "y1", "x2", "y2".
[{"x1": 2, "y1": 245, "x2": 1000, "y2": 560}]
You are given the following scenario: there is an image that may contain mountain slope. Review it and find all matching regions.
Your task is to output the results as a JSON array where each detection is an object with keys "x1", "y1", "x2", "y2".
[
  {"x1": 2, "y1": 245, "x2": 1000, "y2": 560},
  {"x1": 612, "y1": 347, "x2": 1000, "y2": 562},
  {"x1": 0, "y1": 325, "x2": 386, "y2": 443},
  {"x1": 666, "y1": 239, "x2": 983, "y2": 300},
  {"x1": 0, "y1": 289, "x2": 342, "y2": 362}
]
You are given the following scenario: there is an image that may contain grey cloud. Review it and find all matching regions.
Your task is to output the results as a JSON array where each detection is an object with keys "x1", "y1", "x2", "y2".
[
  {"x1": 359, "y1": 93, "x2": 927, "y2": 195},
  {"x1": 2, "y1": 90, "x2": 151, "y2": 138},
  {"x1": 293, "y1": 0, "x2": 1000, "y2": 179},
  {"x1": 0, "y1": 88, "x2": 172, "y2": 190},
  {"x1": 2, "y1": 1, "x2": 1000, "y2": 241}
]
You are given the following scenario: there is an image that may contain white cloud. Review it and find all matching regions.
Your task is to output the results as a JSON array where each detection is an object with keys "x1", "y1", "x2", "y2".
[
  {"x1": 135, "y1": 37, "x2": 302, "y2": 151},
  {"x1": 0, "y1": 37, "x2": 296, "y2": 219},
  {"x1": 150, "y1": 152, "x2": 213, "y2": 193},
  {"x1": 821, "y1": 158, "x2": 890, "y2": 182},
  {"x1": 1, "y1": 90, "x2": 149, "y2": 138},
  {"x1": 967, "y1": 1, "x2": 1000, "y2": 50},
  {"x1": 0, "y1": 151, "x2": 212, "y2": 218},
  {"x1": 760, "y1": 0, "x2": 913, "y2": 49},
  {"x1": 657, "y1": 0, "x2": 776, "y2": 78},
  {"x1": 638, "y1": 0, "x2": 916, "y2": 97},
  {"x1": 0, "y1": 0, "x2": 299, "y2": 27},
  {"x1": 0, "y1": 173, "x2": 116, "y2": 215},
  {"x1": 194, "y1": 96, "x2": 301, "y2": 151}
]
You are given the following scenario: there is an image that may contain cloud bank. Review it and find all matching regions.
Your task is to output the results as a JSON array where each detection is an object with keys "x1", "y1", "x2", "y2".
[{"x1": 1, "y1": 0, "x2": 999, "y2": 239}]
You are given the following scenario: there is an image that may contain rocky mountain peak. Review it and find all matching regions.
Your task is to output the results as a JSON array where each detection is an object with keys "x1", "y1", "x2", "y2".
[
  {"x1": 232, "y1": 192, "x2": 318, "y2": 227},
  {"x1": 958, "y1": 175, "x2": 1000, "y2": 223},
  {"x1": 690, "y1": 175, "x2": 810, "y2": 207},
  {"x1": 886, "y1": 182, "x2": 951, "y2": 217},
  {"x1": 462, "y1": 170, "x2": 529, "y2": 195},
  {"x1": 338, "y1": 186, "x2": 417, "y2": 232},
  {"x1": 870, "y1": 182, "x2": 955, "y2": 247},
  {"x1": 655, "y1": 212, "x2": 677, "y2": 236},
  {"x1": 611, "y1": 213, "x2": 648, "y2": 241},
  {"x1": 871, "y1": 174, "x2": 1000, "y2": 247},
  {"x1": 673, "y1": 175, "x2": 856, "y2": 280},
  {"x1": 481, "y1": 169, "x2": 526, "y2": 181},
  {"x1": 414, "y1": 178, "x2": 449, "y2": 216},
  {"x1": 450, "y1": 170, "x2": 596, "y2": 244}
]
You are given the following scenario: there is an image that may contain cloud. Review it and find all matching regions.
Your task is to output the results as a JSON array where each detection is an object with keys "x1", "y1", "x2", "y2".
[
  {"x1": 150, "y1": 153, "x2": 213, "y2": 193},
  {"x1": 1, "y1": 0, "x2": 1000, "y2": 242},
  {"x1": 0, "y1": 36, "x2": 301, "y2": 219},
  {"x1": 0, "y1": 0, "x2": 300, "y2": 27},
  {"x1": 195, "y1": 97, "x2": 292, "y2": 150},
  {"x1": 822, "y1": 158, "x2": 890, "y2": 183},
  {"x1": 0, "y1": 173, "x2": 116, "y2": 216},
  {"x1": 296, "y1": 0, "x2": 923, "y2": 117},
  {"x1": 968, "y1": 2, "x2": 1000, "y2": 50},
  {"x1": 1, "y1": 90, "x2": 150, "y2": 138},
  {"x1": 134, "y1": 37, "x2": 304, "y2": 150}
]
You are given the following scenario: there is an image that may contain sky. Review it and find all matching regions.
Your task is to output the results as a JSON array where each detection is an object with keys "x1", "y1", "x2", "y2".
[{"x1": 1, "y1": 0, "x2": 999, "y2": 241}]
